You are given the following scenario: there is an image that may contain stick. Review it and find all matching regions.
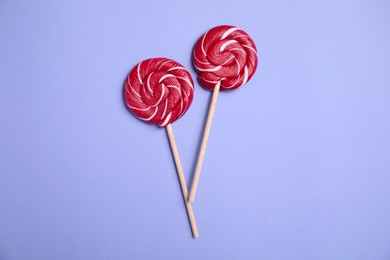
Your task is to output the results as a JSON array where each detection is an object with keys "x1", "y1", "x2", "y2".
[
  {"x1": 166, "y1": 124, "x2": 199, "y2": 238},
  {"x1": 188, "y1": 81, "x2": 221, "y2": 202}
]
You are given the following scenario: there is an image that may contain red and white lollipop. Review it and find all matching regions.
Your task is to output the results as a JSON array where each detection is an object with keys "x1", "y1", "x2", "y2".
[
  {"x1": 189, "y1": 25, "x2": 258, "y2": 202},
  {"x1": 124, "y1": 58, "x2": 198, "y2": 238},
  {"x1": 125, "y1": 58, "x2": 194, "y2": 127}
]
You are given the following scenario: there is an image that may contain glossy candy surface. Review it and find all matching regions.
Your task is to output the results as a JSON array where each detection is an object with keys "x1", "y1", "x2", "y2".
[
  {"x1": 193, "y1": 25, "x2": 258, "y2": 91},
  {"x1": 124, "y1": 58, "x2": 194, "y2": 127}
]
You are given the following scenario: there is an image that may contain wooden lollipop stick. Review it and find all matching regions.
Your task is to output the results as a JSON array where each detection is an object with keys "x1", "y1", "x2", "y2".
[
  {"x1": 188, "y1": 81, "x2": 221, "y2": 203},
  {"x1": 166, "y1": 124, "x2": 199, "y2": 238}
]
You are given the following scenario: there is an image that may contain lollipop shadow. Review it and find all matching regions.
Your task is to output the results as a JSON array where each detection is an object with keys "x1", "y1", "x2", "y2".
[
  {"x1": 188, "y1": 89, "x2": 215, "y2": 192},
  {"x1": 122, "y1": 76, "x2": 131, "y2": 112},
  {"x1": 187, "y1": 46, "x2": 215, "y2": 197}
]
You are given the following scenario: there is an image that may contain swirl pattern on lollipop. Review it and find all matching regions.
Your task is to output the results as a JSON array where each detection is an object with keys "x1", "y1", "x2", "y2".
[
  {"x1": 193, "y1": 25, "x2": 258, "y2": 91},
  {"x1": 124, "y1": 58, "x2": 194, "y2": 127}
]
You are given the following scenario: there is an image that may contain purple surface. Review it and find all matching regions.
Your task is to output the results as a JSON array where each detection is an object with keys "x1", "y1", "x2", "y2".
[{"x1": 1, "y1": 0, "x2": 390, "y2": 259}]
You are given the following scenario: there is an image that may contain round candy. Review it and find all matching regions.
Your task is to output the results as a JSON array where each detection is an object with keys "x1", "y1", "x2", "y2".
[
  {"x1": 124, "y1": 58, "x2": 194, "y2": 127},
  {"x1": 193, "y1": 25, "x2": 258, "y2": 91}
]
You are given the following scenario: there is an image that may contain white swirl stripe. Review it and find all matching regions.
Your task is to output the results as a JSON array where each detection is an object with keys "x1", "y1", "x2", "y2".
[
  {"x1": 221, "y1": 27, "x2": 241, "y2": 40},
  {"x1": 220, "y1": 40, "x2": 237, "y2": 52},
  {"x1": 159, "y1": 74, "x2": 176, "y2": 83},
  {"x1": 137, "y1": 63, "x2": 142, "y2": 83},
  {"x1": 194, "y1": 64, "x2": 222, "y2": 72}
]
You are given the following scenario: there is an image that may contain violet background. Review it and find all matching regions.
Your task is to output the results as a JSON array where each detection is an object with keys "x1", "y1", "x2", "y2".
[{"x1": 1, "y1": 0, "x2": 390, "y2": 259}]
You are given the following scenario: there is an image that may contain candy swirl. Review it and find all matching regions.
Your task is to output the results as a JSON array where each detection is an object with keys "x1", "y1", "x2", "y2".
[
  {"x1": 193, "y1": 25, "x2": 258, "y2": 91},
  {"x1": 124, "y1": 58, "x2": 194, "y2": 127}
]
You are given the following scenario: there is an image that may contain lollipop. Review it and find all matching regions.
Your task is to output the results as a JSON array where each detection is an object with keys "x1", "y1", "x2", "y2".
[
  {"x1": 124, "y1": 58, "x2": 198, "y2": 238},
  {"x1": 189, "y1": 25, "x2": 258, "y2": 202}
]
